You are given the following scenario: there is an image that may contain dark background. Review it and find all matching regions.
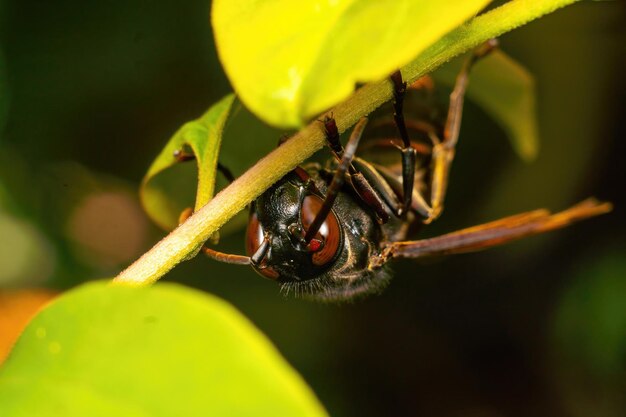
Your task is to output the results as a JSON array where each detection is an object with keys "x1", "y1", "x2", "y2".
[{"x1": 1, "y1": 1, "x2": 624, "y2": 416}]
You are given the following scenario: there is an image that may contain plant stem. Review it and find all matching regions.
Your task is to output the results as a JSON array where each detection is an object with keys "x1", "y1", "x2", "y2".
[{"x1": 114, "y1": 0, "x2": 579, "y2": 286}]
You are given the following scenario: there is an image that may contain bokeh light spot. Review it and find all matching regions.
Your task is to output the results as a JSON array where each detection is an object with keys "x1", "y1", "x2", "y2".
[{"x1": 66, "y1": 191, "x2": 148, "y2": 268}]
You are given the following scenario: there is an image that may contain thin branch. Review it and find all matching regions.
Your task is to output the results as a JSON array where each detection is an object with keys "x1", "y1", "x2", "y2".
[{"x1": 114, "y1": 0, "x2": 580, "y2": 286}]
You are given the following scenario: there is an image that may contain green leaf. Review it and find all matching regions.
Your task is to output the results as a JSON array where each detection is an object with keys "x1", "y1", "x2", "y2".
[
  {"x1": 0, "y1": 282, "x2": 328, "y2": 417},
  {"x1": 212, "y1": 0, "x2": 491, "y2": 128},
  {"x1": 434, "y1": 50, "x2": 538, "y2": 160},
  {"x1": 140, "y1": 94, "x2": 235, "y2": 230}
]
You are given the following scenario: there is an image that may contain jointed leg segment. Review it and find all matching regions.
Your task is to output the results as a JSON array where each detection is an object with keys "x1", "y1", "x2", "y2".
[
  {"x1": 372, "y1": 199, "x2": 612, "y2": 267},
  {"x1": 385, "y1": 40, "x2": 499, "y2": 224},
  {"x1": 304, "y1": 117, "x2": 369, "y2": 243},
  {"x1": 321, "y1": 116, "x2": 391, "y2": 223},
  {"x1": 317, "y1": 41, "x2": 497, "y2": 226},
  {"x1": 391, "y1": 71, "x2": 417, "y2": 216}
]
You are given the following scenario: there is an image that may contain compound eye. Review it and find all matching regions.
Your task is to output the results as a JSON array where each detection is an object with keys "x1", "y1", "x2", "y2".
[
  {"x1": 245, "y1": 211, "x2": 279, "y2": 280},
  {"x1": 300, "y1": 195, "x2": 341, "y2": 267}
]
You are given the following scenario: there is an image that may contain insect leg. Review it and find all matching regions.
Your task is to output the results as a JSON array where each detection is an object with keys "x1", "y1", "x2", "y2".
[
  {"x1": 322, "y1": 113, "x2": 432, "y2": 221},
  {"x1": 321, "y1": 116, "x2": 391, "y2": 223},
  {"x1": 173, "y1": 148, "x2": 235, "y2": 184},
  {"x1": 304, "y1": 117, "x2": 369, "y2": 243},
  {"x1": 173, "y1": 148, "x2": 196, "y2": 162},
  {"x1": 427, "y1": 39, "x2": 498, "y2": 223},
  {"x1": 390, "y1": 70, "x2": 417, "y2": 215},
  {"x1": 372, "y1": 199, "x2": 611, "y2": 267},
  {"x1": 216, "y1": 162, "x2": 235, "y2": 183}
]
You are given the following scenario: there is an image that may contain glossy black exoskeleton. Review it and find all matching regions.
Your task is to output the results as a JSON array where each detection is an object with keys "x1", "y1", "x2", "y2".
[
  {"x1": 245, "y1": 163, "x2": 403, "y2": 299},
  {"x1": 180, "y1": 40, "x2": 611, "y2": 301}
]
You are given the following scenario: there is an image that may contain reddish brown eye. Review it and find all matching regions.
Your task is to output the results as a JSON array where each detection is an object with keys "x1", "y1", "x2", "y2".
[
  {"x1": 300, "y1": 195, "x2": 341, "y2": 267},
  {"x1": 245, "y1": 212, "x2": 279, "y2": 280},
  {"x1": 245, "y1": 211, "x2": 263, "y2": 257}
]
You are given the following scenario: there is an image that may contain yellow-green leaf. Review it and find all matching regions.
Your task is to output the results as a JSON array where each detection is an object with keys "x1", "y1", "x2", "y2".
[
  {"x1": 434, "y1": 50, "x2": 539, "y2": 160},
  {"x1": 140, "y1": 94, "x2": 235, "y2": 230},
  {"x1": 0, "y1": 282, "x2": 328, "y2": 417},
  {"x1": 212, "y1": 0, "x2": 491, "y2": 128}
]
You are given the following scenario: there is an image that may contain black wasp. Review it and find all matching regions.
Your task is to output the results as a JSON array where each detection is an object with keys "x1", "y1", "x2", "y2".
[{"x1": 178, "y1": 40, "x2": 611, "y2": 301}]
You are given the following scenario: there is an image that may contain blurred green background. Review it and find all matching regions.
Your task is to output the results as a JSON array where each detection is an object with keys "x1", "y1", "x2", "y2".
[{"x1": 0, "y1": 1, "x2": 624, "y2": 416}]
